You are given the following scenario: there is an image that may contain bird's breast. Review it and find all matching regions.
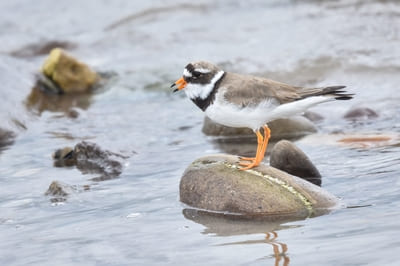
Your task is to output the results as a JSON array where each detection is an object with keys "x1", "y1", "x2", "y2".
[{"x1": 205, "y1": 98, "x2": 277, "y2": 131}]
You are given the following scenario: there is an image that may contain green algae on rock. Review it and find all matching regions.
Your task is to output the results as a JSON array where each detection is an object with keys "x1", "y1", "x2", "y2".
[
  {"x1": 41, "y1": 48, "x2": 99, "y2": 93},
  {"x1": 180, "y1": 154, "x2": 339, "y2": 220}
]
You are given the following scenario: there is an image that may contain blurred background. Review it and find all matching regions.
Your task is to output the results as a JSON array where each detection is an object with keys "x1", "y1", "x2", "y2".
[{"x1": 1, "y1": 0, "x2": 400, "y2": 265}]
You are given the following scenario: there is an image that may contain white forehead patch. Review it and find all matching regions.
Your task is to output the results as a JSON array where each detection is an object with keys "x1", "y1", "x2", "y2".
[
  {"x1": 183, "y1": 68, "x2": 192, "y2": 78},
  {"x1": 194, "y1": 68, "x2": 211, "y2": 74}
]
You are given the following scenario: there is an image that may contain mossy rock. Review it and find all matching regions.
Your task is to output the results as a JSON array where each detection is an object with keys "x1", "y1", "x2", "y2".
[
  {"x1": 41, "y1": 48, "x2": 99, "y2": 93},
  {"x1": 180, "y1": 154, "x2": 339, "y2": 220}
]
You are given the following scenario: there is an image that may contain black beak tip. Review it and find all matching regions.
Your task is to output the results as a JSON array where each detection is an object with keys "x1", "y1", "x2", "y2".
[
  {"x1": 170, "y1": 83, "x2": 176, "y2": 88},
  {"x1": 173, "y1": 88, "x2": 178, "y2": 93}
]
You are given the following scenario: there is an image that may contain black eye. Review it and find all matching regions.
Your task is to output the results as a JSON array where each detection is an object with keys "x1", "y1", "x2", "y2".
[{"x1": 192, "y1": 71, "x2": 201, "y2": 78}]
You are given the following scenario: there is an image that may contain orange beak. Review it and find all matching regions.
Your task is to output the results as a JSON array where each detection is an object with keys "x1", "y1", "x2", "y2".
[{"x1": 171, "y1": 77, "x2": 187, "y2": 92}]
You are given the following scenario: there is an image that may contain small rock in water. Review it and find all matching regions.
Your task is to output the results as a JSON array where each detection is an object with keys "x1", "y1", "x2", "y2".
[
  {"x1": 45, "y1": 181, "x2": 75, "y2": 202},
  {"x1": 270, "y1": 140, "x2": 321, "y2": 186},
  {"x1": 40, "y1": 48, "x2": 99, "y2": 94},
  {"x1": 304, "y1": 111, "x2": 324, "y2": 122},
  {"x1": 202, "y1": 116, "x2": 317, "y2": 141},
  {"x1": 0, "y1": 128, "x2": 16, "y2": 152},
  {"x1": 66, "y1": 109, "x2": 80, "y2": 118},
  {"x1": 344, "y1": 107, "x2": 378, "y2": 120},
  {"x1": 180, "y1": 154, "x2": 338, "y2": 220},
  {"x1": 53, "y1": 141, "x2": 128, "y2": 181},
  {"x1": 53, "y1": 147, "x2": 76, "y2": 167}
]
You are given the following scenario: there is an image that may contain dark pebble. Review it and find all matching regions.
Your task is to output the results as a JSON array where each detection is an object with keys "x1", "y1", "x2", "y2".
[
  {"x1": 344, "y1": 107, "x2": 378, "y2": 120},
  {"x1": 270, "y1": 140, "x2": 321, "y2": 186}
]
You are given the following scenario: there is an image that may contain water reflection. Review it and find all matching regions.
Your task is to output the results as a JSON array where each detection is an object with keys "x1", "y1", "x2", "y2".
[
  {"x1": 182, "y1": 208, "x2": 302, "y2": 236},
  {"x1": 25, "y1": 85, "x2": 92, "y2": 116},
  {"x1": 220, "y1": 232, "x2": 290, "y2": 266},
  {"x1": 183, "y1": 208, "x2": 297, "y2": 265}
]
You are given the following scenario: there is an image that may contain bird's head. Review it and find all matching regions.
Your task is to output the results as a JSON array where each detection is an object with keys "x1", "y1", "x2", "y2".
[{"x1": 171, "y1": 61, "x2": 225, "y2": 100}]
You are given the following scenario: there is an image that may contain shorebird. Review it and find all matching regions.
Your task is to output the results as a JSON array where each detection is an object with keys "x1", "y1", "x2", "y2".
[{"x1": 172, "y1": 61, "x2": 352, "y2": 170}]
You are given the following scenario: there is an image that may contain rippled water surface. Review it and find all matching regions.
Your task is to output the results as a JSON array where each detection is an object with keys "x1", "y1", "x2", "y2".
[{"x1": 1, "y1": 0, "x2": 400, "y2": 265}]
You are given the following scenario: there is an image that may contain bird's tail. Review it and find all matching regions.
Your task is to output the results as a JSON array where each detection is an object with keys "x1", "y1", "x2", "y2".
[{"x1": 300, "y1": 86, "x2": 353, "y2": 100}]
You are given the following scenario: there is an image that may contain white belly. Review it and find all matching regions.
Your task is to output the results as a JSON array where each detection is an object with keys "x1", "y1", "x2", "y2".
[
  {"x1": 205, "y1": 100, "x2": 277, "y2": 131},
  {"x1": 205, "y1": 95, "x2": 333, "y2": 131}
]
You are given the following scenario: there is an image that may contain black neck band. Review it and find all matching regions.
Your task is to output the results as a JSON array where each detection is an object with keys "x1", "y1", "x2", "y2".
[{"x1": 191, "y1": 72, "x2": 225, "y2": 111}]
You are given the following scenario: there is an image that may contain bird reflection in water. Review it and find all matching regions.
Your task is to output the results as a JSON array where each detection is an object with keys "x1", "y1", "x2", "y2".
[
  {"x1": 218, "y1": 231, "x2": 290, "y2": 266},
  {"x1": 266, "y1": 231, "x2": 290, "y2": 266},
  {"x1": 182, "y1": 209, "x2": 296, "y2": 265}
]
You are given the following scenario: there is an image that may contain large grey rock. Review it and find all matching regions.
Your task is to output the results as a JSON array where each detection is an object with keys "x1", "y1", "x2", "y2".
[
  {"x1": 202, "y1": 116, "x2": 317, "y2": 141},
  {"x1": 270, "y1": 140, "x2": 321, "y2": 186},
  {"x1": 180, "y1": 154, "x2": 339, "y2": 220}
]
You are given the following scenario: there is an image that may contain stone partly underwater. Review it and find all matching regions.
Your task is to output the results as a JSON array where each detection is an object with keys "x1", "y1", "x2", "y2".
[{"x1": 180, "y1": 152, "x2": 339, "y2": 221}]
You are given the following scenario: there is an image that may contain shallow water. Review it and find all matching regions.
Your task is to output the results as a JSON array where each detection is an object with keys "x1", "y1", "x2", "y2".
[{"x1": 1, "y1": 0, "x2": 400, "y2": 265}]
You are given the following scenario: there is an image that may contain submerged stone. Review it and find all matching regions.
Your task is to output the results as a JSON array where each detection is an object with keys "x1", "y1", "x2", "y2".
[
  {"x1": 0, "y1": 128, "x2": 16, "y2": 152},
  {"x1": 180, "y1": 154, "x2": 339, "y2": 220},
  {"x1": 45, "y1": 181, "x2": 75, "y2": 202},
  {"x1": 270, "y1": 140, "x2": 321, "y2": 186},
  {"x1": 53, "y1": 141, "x2": 128, "y2": 181}
]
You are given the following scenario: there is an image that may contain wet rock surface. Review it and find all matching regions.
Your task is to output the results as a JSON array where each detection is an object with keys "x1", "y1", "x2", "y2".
[
  {"x1": 45, "y1": 181, "x2": 75, "y2": 202},
  {"x1": 270, "y1": 140, "x2": 322, "y2": 186},
  {"x1": 0, "y1": 128, "x2": 16, "y2": 153},
  {"x1": 180, "y1": 154, "x2": 339, "y2": 220},
  {"x1": 53, "y1": 141, "x2": 128, "y2": 181},
  {"x1": 202, "y1": 116, "x2": 317, "y2": 141},
  {"x1": 40, "y1": 48, "x2": 99, "y2": 94}
]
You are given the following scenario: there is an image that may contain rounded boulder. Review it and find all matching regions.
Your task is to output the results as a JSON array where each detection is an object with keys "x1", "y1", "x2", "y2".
[{"x1": 180, "y1": 154, "x2": 339, "y2": 220}]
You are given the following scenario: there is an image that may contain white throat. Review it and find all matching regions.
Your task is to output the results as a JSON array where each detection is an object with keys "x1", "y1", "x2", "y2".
[{"x1": 184, "y1": 70, "x2": 225, "y2": 100}]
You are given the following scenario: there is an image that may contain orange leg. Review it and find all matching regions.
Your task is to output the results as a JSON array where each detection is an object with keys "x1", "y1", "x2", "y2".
[
  {"x1": 239, "y1": 126, "x2": 270, "y2": 170},
  {"x1": 239, "y1": 130, "x2": 264, "y2": 161}
]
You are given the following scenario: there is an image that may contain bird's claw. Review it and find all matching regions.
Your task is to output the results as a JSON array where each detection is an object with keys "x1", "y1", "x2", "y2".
[
  {"x1": 238, "y1": 158, "x2": 258, "y2": 170},
  {"x1": 239, "y1": 156, "x2": 256, "y2": 161}
]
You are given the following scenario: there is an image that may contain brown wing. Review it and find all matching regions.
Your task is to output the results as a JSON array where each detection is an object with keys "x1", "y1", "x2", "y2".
[
  {"x1": 221, "y1": 72, "x2": 301, "y2": 107},
  {"x1": 221, "y1": 72, "x2": 351, "y2": 107}
]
